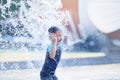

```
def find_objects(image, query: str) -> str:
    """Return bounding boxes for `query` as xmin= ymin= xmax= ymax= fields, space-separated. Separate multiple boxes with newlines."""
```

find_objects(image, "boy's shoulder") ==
xmin=47 ymin=42 xmax=64 ymax=53
xmin=47 ymin=43 xmax=52 ymax=53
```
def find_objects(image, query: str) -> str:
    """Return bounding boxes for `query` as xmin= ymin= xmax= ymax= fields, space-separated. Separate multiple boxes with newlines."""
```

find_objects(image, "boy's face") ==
xmin=56 ymin=30 xmax=62 ymax=43
xmin=49 ymin=30 xmax=62 ymax=44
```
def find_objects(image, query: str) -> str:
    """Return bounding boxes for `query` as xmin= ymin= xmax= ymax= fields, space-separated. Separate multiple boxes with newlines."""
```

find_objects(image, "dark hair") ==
xmin=48 ymin=26 xmax=59 ymax=33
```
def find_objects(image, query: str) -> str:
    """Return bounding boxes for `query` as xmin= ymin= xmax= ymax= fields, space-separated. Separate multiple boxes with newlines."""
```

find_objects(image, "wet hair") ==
xmin=48 ymin=26 xmax=59 ymax=33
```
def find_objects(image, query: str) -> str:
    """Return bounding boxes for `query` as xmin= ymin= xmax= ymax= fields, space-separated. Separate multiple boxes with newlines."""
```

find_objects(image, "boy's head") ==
xmin=48 ymin=26 xmax=59 ymax=33
xmin=48 ymin=26 xmax=62 ymax=44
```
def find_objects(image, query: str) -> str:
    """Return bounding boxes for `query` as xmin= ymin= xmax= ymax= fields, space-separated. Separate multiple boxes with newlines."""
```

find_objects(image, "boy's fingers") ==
xmin=51 ymin=34 xmax=57 ymax=40
xmin=51 ymin=33 xmax=55 ymax=38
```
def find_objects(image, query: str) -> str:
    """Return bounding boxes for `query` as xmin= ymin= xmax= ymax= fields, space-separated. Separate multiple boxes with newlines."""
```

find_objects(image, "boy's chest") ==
xmin=54 ymin=46 xmax=62 ymax=62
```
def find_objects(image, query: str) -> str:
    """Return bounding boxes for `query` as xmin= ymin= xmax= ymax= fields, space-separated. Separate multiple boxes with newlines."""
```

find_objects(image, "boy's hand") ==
xmin=63 ymin=35 xmax=72 ymax=45
xmin=51 ymin=33 xmax=57 ymax=45
xmin=63 ymin=35 xmax=68 ymax=44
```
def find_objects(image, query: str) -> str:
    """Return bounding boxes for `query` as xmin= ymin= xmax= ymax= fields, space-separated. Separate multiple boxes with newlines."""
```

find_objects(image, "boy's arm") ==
xmin=49 ymin=33 xmax=57 ymax=59
xmin=49 ymin=43 xmax=57 ymax=59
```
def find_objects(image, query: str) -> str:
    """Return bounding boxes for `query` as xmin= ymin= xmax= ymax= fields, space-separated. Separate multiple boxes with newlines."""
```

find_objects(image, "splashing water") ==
xmin=0 ymin=0 xmax=74 ymax=72
xmin=0 ymin=0 xmax=69 ymax=51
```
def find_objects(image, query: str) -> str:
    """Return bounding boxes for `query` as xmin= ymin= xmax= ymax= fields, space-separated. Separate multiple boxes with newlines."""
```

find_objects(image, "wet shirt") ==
xmin=40 ymin=42 xmax=64 ymax=77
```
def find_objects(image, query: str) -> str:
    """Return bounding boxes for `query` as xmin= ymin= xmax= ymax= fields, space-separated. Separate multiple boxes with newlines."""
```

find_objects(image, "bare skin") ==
xmin=49 ymin=30 xmax=66 ymax=59
xmin=49 ymin=33 xmax=57 ymax=59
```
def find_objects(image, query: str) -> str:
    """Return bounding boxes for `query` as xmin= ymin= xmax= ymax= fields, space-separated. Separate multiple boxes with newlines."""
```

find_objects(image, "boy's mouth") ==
xmin=57 ymin=39 xmax=62 ymax=42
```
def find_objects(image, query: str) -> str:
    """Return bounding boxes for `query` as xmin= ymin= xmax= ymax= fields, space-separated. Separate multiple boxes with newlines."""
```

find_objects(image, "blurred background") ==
xmin=0 ymin=0 xmax=120 ymax=80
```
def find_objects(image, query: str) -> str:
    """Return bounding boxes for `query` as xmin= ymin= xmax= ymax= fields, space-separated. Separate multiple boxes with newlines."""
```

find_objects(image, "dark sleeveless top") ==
xmin=40 ymin=45 xmax=62 ymax=77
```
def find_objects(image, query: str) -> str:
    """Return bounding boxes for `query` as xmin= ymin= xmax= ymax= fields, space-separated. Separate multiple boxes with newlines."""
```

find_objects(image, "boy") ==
xmin=40 ymin=26 xmax=68 ymax=80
